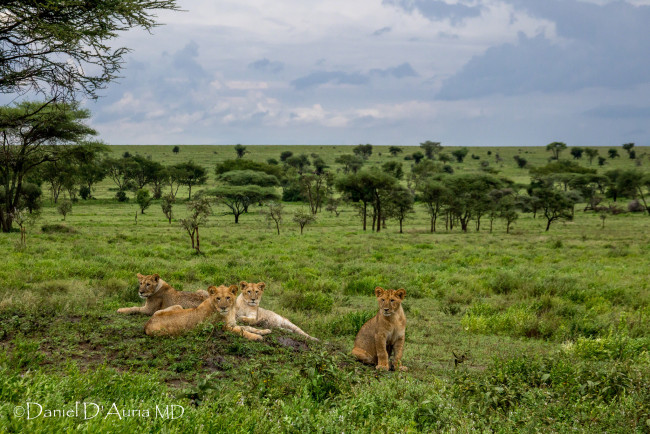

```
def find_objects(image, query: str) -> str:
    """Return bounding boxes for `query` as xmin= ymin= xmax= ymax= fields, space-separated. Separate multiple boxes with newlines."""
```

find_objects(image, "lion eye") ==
xmin=381 ymin=299 xmax=385 ymax=302
xmin=248 ymin=291 xmax=251 ymax=294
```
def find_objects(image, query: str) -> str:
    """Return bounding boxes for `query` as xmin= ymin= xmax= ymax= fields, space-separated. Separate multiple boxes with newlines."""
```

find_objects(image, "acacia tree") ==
xmin=389 ymin=146 xmax=403 ymax=157
xmin=175 ymin=161 xmax=207 ymax=199
xmin=546 ymin=142 xmax=567 ymax=160
xmin=584 ymin=148 xmax=599 ymax=165
xmin=212 ymin=185 xmax=279 ymax=223
xmin=417 ymin=180 xmax=448 ymax=232
xmin=335 ymin=154 xmax=364 ymax=174
xmin=234 ymin=144 xmax=248 ymax=159
xmin=420 ymin=141 xmax=441 ymax=160
xmin=533 ymin=187 xmax=575 ymax=231
xmin=384 ymin=186 xmax=414 ymax=234
xmin=1 ymin=1 xmax=179 ymax=102
xmin=0 ymin=102 xmax=95 ymax=232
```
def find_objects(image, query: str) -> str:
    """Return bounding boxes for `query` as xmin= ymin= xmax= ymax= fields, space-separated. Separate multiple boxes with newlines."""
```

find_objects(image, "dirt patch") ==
xmin=276 ymin=336 xmax=309 ymax=351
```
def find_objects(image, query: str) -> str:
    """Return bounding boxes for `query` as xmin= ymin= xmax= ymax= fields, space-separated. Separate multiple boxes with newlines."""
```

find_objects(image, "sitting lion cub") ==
xmin=351 ymin=287 xmax=407 ymax=371
xmin=117 ymin=273 xmax=208 ymax=315
xmin=236 ymin=281 xmax=318 ymax=341
xmin=144 ymin=284 xmax=272 ymax=341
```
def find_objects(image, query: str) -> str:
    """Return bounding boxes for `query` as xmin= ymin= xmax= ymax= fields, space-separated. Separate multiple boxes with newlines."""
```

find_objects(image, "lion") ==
xmin=117 ymin=273 xmax=209 ymax=315
xmin=236 ymin=281 xmax=318 ymax=341
xmin=351 ymin=286 xmax=407 ymax=371
xmin=144 ymin=284 xmax=272 ymax=341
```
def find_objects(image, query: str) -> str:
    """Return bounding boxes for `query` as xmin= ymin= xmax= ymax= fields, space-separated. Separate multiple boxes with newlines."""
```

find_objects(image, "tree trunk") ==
xmin=234 ymin=213 xmax=239 ymax=223
xmin=195 ymin=227 xmax=200 ymax=253
xmin=399 ymin=219 xmax=403 ymax=234
xmin=546 ymin=219 xmax=552 ymax=231
xmin=188 ymin=184 xmax=192 ymax=200
xmin=275 ymin=221 xmax=280 ymax=235
xmin=430 ymin=215 xmax=434 ymax=233
xmin=362 ymin=202 xmax=367 ymax=231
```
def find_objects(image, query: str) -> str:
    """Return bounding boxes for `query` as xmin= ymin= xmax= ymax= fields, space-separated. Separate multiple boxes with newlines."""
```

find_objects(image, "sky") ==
xmin=86 ymin=0 xmax=650 ymax=147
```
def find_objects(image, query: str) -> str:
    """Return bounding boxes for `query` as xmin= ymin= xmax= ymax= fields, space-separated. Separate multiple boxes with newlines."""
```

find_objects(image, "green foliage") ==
xmin=218 ymin=170 xmax=280 ymax=187
xmin=135 ymin=189 xmax=151 ymax=214
xmin=57 ymin=199 xmax=72 ymax=220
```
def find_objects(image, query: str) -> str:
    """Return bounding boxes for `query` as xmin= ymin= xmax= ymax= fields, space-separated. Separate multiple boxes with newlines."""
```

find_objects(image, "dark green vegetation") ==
xmin=1 ymin=144 xmax=650 ymax=432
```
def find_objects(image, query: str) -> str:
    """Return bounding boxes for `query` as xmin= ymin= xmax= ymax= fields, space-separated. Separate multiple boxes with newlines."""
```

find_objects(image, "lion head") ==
xmin=208 ymin=285 xmax=238 ymax=314
xmin=137 ymin=273 xmax=162 ymax=299
xmin=239 ymin=281 xmax=266 ymax=307
xmin=374 ymin=287 xmax=406 ymax=317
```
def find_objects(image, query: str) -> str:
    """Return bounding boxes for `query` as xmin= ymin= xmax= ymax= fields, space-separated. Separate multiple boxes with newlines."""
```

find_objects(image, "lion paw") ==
xmin=398 ymin=365 xmax=408 ymax=372
xmin=376 ymin=364 xmax=389 ymax=371
xmin=259 ymin=329 xmax=272 ymax=335
xmin=117 ymin=308 xmax=128 ymax=313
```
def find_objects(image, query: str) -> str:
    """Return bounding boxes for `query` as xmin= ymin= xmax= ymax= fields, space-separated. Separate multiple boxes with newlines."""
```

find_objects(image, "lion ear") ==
xmin=207 ymin=286 xmax=218 ymax=295
xmin=239 ymin=281 xmax=248 ymax=290
xmin=257 ymin=282 xmax=266 ymax=291
xmin=137 ymin=273 xmax=144 ymax=281
xmin=229 ymin=285 xmax=239 ymax=296
xmin=374 ymin=287 xmax=384 ymax=298
xmin=152 ymin=274 xmax=160 ymax=282
xmin=395 ymin=288 xmax=406 ymax=300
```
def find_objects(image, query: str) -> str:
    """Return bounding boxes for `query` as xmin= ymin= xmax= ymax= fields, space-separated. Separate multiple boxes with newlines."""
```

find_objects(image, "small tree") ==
xmin=179 ymin=195 xmax=212 ymax=254
xmin=420 ymin=141 xmax=441 ymax=159
xmin=335 ymin=154 xmax=364 ymax=174
xmin=585 ymin=148 xmax=599 ymax=165
xmin=452 ymin=148 xmax=469 ymax=163
xmin=384 ymin=186 xmax=414 ymax=233
xmin=353 ymin=144 xmax=373 ymax=160
xmin=234 ymin=144 xmax=248 ymax=159
xmin=608 ymin=148 xmax=620 ymax=159
xmin=546 ymin=142 xmax=567 ymax=160
xmin=411 ymin=151 xmax=424 ymax=164
xmin=293 ymin=209 xmax=316 ymax=234
xmin=388 ymin=146 xmax=403 ymax=157
xmin=598 ymin=156 xmax=607 ymax=166
xmin=57 ymin=199 xmax=72 ymax=221
xmin=161 ymin=194 xmax=175 ymax=224
xmin=622 ymin=142 xmax=635 ymax=157
xmin=280 ymin=151 xmax=293 ymax=162
xmin=11 ymin=207 xmax=39 ymax=247
xmin=513 ymin=155 xmax=528 ymax=168
xmin=136 ymin=189 xmax=152 ymax=214
xmin=173 ymin=145 xmax=180 ymax=154
xmin=265 ymin=202 xmax=283 ymax=235
xmin=325 ymin=197 xmax=341 ymax=217
xmin=570 ymin=147 xmax=584 ymax=160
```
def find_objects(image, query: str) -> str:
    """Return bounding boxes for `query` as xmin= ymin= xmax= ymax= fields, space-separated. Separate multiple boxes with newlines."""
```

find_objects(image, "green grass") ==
xmin=1 ymin=145 xmax=650 ymax=432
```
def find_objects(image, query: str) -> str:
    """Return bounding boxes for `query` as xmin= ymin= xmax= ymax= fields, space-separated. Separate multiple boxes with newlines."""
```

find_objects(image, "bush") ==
xmin=41 ymin=224 xmax=75 ymax=233
xmin=486 ymin=271 xmax=524 ymax=295
xmin=628 ymin=199 xmax=645 ymax=213
xmin=79 ymin=186 xmax=91 ymax=200
xmin=115 ymin=190 xmax=128 ymax=202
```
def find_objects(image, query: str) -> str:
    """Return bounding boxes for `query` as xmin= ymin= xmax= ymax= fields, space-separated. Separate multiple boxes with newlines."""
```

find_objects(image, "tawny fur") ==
xmin=144 ymin=285 xmax=272 ymax=340
xmin=351 ymin=287 xmax=407 ymax=371
xmin=236 ymin=281 xmax=318 ymax=341
xmin=117 ymin=273 xmax=209 ymax=315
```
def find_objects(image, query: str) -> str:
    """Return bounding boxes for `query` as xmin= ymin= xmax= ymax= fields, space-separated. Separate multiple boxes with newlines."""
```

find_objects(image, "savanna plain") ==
xmin=1 ymin=144 xmax=650 ymax=433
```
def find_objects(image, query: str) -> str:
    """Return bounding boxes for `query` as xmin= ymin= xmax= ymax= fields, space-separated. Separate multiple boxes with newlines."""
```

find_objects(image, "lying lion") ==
xmin=117 ymin=273 xmax=208 ymax=315
xmin=351 ymin=287 xmax=407 ymax=371
xmin=236 ymin=281 xmax=318 ymax=341
xmin=144 ymin=284 xmax=272 ymax=341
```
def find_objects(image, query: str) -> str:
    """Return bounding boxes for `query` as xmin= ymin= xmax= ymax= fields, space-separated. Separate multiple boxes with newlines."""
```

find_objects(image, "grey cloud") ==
xmin=292 ymin=63 xmax=418 ymax=90
xmin=372 ymin=26 xmax=392 ymax=36
xmin=383 ymin=0 xmax=483 ymax=24
xmin=584 ymin=105 xmax=650 ymax=119
xmin=438 ymin=1 xmax=650 ymax=100
xmin=248 ymin=58 xmax=284 ymax=73
xmin=291 ymin=71 xmax=370 ymax=90
xmin=370 ymin=62 xmax=418 ymax=78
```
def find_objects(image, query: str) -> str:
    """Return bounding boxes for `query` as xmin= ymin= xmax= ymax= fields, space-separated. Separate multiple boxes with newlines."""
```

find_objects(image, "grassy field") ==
xmin=1 ymin=145 xmax=650 ymax=432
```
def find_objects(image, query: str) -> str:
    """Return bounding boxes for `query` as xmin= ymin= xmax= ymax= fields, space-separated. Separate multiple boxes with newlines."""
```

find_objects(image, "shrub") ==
xmin=41 ymin=224 xmax=75 ymax=233
xmin=344 ymin=276 xmax=380 ymax=295
xmin=486 ymin=271 xmax=524 ymax=295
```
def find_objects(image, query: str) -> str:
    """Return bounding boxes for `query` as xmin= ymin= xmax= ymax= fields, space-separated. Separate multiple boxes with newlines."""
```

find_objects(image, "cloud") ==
xmin=372 ymin=26 xmax=392 ymax=36
xmin=438 ymin=1 xmax=650 ymax=99
xmin=291 ymin=71 xmax=370 ymax=90
xmin=248 ymin=58 xmax=284 ymax=73
xmin=383 ymin=0 xmax=484 ymax=24
xmin=584 ymin=105 xmax=650 ymax=119
xmin=370 ymin=62 xmax=418 ymax=78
